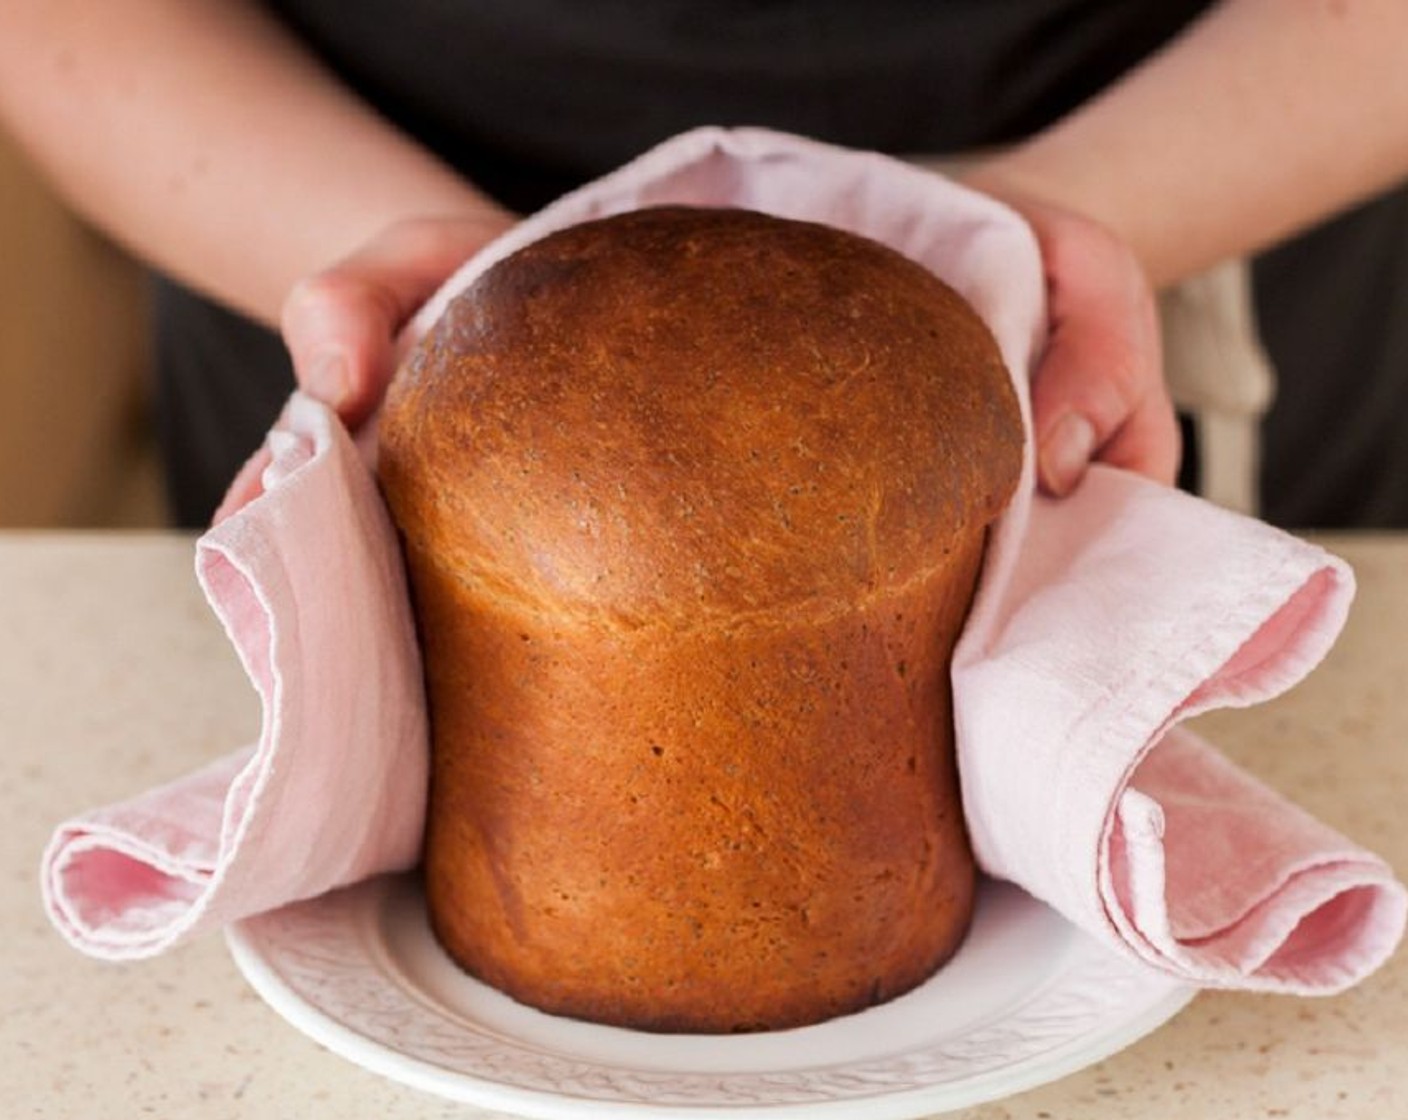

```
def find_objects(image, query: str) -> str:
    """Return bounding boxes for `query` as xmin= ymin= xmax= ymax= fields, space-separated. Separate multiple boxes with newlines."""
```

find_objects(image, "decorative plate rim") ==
xmin=227 ymin=873 xmax=1194 ymax=1119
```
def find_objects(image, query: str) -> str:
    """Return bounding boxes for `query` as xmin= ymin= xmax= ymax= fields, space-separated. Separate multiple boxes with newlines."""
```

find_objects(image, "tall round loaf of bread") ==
xmin=378 ymin=206 xmax=1023 ymax=1033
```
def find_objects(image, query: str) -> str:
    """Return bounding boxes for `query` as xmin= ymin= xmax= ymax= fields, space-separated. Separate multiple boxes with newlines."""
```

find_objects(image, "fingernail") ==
xmin=305 ymin=351 xmax=351 ymax=409
xmin=1039 ymin=413 xmax=1098 ymax=496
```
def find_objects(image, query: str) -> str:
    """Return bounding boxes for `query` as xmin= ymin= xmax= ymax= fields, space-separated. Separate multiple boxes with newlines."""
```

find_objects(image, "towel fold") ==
xmin=956 ymin=465 xmax=1403 ymax=992
xmin=43 ymin=399 xmax=428 ymax=958
xmin=42 ymin=126 xmax=1405 ymax=994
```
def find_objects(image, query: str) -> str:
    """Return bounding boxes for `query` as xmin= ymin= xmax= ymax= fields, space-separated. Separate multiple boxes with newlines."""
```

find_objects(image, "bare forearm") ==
xmin=964 ymin=0 xmax=1408 ymax=286
xmin=0 ymin=0 xmax=506 ymax=325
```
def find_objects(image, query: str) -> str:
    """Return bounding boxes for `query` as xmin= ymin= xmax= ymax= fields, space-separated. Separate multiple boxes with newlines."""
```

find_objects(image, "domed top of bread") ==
xmin=378 ymin=206 xmax=1022 ymax=627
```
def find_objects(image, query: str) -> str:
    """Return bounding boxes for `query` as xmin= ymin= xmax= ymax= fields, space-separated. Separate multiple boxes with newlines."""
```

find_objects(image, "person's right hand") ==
xmin=213 ymin=210 xmax=513 ymax=524
xmin=281 ymin=209 xmax=517 ymax=430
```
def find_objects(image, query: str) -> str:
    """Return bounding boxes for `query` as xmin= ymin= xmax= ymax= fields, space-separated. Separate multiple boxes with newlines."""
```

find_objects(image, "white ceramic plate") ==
xmin=227 ymin=874 xmax=1193 ymax=1118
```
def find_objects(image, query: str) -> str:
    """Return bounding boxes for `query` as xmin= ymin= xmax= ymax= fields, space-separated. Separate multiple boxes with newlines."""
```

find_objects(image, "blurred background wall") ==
xmin=0 ymin=132 xmax=164 ymax=528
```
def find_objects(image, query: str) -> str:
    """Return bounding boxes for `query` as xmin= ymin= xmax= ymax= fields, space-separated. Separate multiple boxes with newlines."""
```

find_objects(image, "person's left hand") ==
xmin=977 ymin=190 xmax=1181 ymax=497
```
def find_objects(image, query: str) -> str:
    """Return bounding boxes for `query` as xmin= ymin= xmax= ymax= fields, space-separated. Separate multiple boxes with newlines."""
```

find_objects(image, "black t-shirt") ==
xmin=154 ymin=1 xmax=1408 ymax=528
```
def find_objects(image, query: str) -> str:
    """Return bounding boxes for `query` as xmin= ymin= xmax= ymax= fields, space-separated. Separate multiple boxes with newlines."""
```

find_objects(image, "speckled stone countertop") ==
xmin=5 ymin=531 xmax=1405 ymax=1119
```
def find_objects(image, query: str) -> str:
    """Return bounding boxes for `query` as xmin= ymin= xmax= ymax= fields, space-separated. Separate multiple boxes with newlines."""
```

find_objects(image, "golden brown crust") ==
xmin=379 ymin=206 xmax=1022 ymax=1032
xmin=380 ymin=206 xmax=1020 ymax=624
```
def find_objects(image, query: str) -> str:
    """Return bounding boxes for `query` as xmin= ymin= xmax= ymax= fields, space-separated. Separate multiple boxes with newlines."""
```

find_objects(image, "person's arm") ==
xmin=959 ymin=0 xmax=1408 ymax=495
xmin=0 ymin=0 xmax=511 ymax=336
xmin=963 ymin=0 xmax=1408 ymax=288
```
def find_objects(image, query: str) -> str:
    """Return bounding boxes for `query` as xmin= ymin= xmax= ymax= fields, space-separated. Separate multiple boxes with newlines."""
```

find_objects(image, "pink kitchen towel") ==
xmin=42 ymin=126 xmax=1406 ymax=992
xmin=42 ymin=396 xmax=428 ymax=958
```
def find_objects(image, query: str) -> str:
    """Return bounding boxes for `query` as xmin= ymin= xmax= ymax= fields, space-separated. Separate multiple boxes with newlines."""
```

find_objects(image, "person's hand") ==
xmin=281 ymin=210 xmax=517 ymax=429
xmin=980 ymin=191 xmax=1181 ymax=497
xmin=212 ymin=211 xmax=513 ymax=525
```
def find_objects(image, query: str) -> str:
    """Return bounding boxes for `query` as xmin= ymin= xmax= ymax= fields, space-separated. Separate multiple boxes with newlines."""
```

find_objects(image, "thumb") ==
xmin=1031 ymin=290 xmax=1180 ymax=495
xmin=1025 ymin=208 xmax=1179 ymax=495
xmin=281 ymin=213 xmax=513 ymax=429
